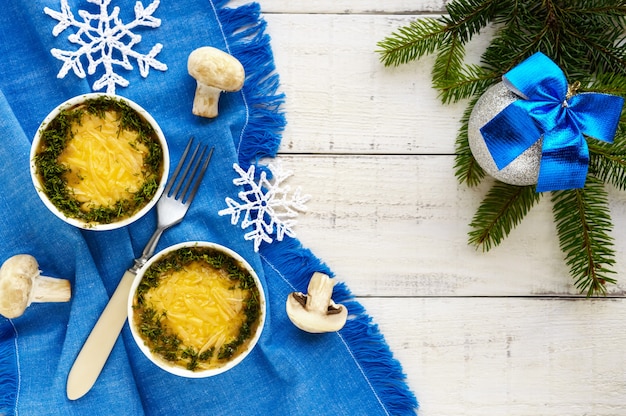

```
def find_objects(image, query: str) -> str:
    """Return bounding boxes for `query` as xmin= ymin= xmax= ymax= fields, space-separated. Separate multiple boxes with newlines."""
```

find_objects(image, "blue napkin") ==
xmin=0 ymin=1 xmax=418 ymax=414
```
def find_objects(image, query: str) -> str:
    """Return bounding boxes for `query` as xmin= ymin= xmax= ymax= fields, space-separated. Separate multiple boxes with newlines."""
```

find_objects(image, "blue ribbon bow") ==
xmin=480 ymin=52 xmax=624 ymax=192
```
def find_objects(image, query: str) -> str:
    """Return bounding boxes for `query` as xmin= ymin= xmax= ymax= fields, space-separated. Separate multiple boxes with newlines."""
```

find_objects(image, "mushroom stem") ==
xmin=192 ymin=82 xmax=222 ymax=118
xmin=0 ymin=254 xmax=71 ymax=319
xmin=31 ymin=275 xmax=72 ymax=303
xmin=285 ymin=272 xmax=348 ymax=333
xmin=187 ymin=46 xmax=245 ymax=119
xmin=305 ymin=272 xmax=336 ymax=312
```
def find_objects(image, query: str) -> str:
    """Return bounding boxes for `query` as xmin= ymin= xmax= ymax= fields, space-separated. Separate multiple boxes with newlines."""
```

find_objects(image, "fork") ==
xmin=66 ymin=137 xmax=214 ymax=400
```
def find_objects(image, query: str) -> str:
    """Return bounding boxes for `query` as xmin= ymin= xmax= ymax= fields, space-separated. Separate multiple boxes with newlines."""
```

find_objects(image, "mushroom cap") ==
xmin=187 ymin=46 xmax=245 ymax=92
xmin=285 ymin=273 xmax=348 ymax=333
xmin=0 ymin=254 xmax=39 ymax=318
xmin=286 ymin=293 xmax=348 ymax=333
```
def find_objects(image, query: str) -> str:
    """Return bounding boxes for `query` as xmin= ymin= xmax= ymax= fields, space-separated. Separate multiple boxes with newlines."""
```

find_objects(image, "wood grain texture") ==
xmin=229 ymin=1 xmax=449 ymax=14
xmin=361 ymin=297 xmax=626 ymax=416
xmin=264 ymin=14 xmax=475 ymax=155
xmin=245 ymin=1 xmax=626 ymax=414
xmin=278 ymin=155 xmax=626 ymax=297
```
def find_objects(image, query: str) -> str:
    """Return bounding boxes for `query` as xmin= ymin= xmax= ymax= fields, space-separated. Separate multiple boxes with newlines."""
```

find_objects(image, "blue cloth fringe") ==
xmin=221 ymin=3 xmax=419 ymax=410
xmin=260 ymin=237 xmax=419 ymax=415
xmin=0 ymin=1 xmax=418 ymax=414
xmin=0 ymin=319 xmax=17 ymax=415
xmin=214 ymin=1 xmax=286 ymax=170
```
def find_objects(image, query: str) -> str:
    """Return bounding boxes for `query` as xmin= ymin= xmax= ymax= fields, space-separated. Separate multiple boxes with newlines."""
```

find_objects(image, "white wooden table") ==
xmin=231 ymin=1 xmax=626 ymax=414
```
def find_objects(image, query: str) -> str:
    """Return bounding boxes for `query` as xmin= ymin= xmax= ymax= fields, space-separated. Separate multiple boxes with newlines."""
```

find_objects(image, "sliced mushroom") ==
xmin=187 ymin=46 xmax=245 ymax=118
xmin=0 ymin=254 xmax=71 ymax=319
xmin=286 ymin=272 xmax=348 ymax=333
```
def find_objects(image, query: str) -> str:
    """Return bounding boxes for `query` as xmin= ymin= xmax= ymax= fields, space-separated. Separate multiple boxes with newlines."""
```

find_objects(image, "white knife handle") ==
xmin=66 ymin=269 xmax=136 ymax=400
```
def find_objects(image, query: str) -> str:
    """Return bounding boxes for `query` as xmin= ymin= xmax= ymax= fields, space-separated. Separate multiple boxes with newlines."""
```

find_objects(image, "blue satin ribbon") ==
xmin=480 ymin=52 xmax=624 ymax=192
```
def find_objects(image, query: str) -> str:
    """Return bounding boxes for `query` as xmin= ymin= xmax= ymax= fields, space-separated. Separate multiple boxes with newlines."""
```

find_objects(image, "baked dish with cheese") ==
xmin=131 ymin=245 xmax=263 ymax=372
xmin=33 ymin=95 xmax=164 ymax=225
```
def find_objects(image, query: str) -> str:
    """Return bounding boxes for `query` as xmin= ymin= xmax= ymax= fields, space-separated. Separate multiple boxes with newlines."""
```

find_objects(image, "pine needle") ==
xmin=376 ymin=18 xmax=447 ymax=67
xmin=435 ymin=64 xmax=495 ymax=104
xmin=551 ymin=178 xmax=616 ymax=296
xmin=376 ymin=0 xmax=626 ymax=294
xmin=589 ymin=133 xmax=626 ymax=191
xmin=468 ymin=183 xmax=542 ymax=252
xmin=454 ymin=94 xmax=487 ymax=186
xmin=441 ymin=0 xmax=502 ymax=43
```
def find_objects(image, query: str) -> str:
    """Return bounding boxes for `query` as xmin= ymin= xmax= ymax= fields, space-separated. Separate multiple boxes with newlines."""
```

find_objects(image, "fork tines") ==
xmin=165 ymin=138 xmax=214 ymax=204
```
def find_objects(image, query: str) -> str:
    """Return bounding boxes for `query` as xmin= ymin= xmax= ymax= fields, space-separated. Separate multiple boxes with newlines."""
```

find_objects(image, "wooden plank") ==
xmin=359 ymin=296 xmax=626 ymax=416
xmin=277 ymin=154 xmax=626 ymax=297
xmin=261 ymin=14 xmax=494 ymax=155
xmin=237 ymin=4 xmax=626 ymax=416
xmin=228 ymin=4 xmax=626 ymax=416
xmin=230 ymin=0 xmax=449 ymax=14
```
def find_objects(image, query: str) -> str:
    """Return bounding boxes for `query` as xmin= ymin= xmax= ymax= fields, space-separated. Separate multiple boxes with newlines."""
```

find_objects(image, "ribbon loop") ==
xmin=479 ymin=52 xmax=624 ymax=192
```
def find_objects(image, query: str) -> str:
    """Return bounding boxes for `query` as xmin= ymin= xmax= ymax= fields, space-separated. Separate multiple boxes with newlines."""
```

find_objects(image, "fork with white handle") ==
xmin=67 ymin=137 xmax=214 ymax=400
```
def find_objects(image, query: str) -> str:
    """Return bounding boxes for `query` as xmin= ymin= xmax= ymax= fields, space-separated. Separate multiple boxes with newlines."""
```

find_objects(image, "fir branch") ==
xmin=454 ymin=94 xmax=486 ymax=186
xmin=441 ymin=0 xmax=502 ymax=43
xmin=435 ymin=63 xmax=496 ymax=104
xmin=480 ymin=1 xmax=626 ymax=78
xmin=557 ymin=3 xmax=626 ymax=75
xmin=589 ymin=126 xmax=626 ymax=191
xmin=589 ymin=72 xmax=626 ymax=96
xmin=588 ymin=73 xmax=626 ymax=189
xmin=570 ymin=0 xmax=626 ymax=14
xmin=376 ymin=0 xmax=500 ymax=69
xmin=376 ymin=18 xmax=447 ymax=67
xmin=432 ymin=31 xmax=465 ymax=85
xmin=551 ymin=178 xmax=616 ymax=296
xmin=468 ymin=182 xmax=542 ymax=251
xmin=480 ymin=22 xmax=550 ymax=75
xmin=377 ymin=0 xmax=626 ymax=294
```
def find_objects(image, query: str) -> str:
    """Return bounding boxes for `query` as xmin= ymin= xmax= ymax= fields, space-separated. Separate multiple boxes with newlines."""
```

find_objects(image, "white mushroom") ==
xmin=286 ymin=272 xmax=348 ymax=333
xmin=0 ymin=254 xmax=71 ymax=319
xmin=187 ymin=46 xmax=245 ymax=118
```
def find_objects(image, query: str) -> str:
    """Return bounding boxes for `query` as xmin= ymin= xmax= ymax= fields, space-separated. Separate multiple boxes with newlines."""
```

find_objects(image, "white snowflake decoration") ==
xmin=44 ymin=0 xmax=167 ymax=94
xmin=219 ymin=163 xmax=311 ymax=252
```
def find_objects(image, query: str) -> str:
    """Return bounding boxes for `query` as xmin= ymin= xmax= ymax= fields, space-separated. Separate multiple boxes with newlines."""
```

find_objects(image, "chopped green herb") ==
xmin=33 ymin=95 xmax=163 ymax=225
xmin=133 ymin=246 xmax=262 ymax=371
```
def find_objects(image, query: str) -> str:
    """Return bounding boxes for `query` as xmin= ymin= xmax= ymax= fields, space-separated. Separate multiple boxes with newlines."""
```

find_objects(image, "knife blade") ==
xmin=66 ymin=269 xmax=136 ymax=400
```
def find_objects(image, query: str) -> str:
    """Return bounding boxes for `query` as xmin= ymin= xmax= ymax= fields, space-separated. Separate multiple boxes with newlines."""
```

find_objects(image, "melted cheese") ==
xmin=59 ymin=111 xmax=148 ymax=210
xmin=143 ymin=261 xmax=247 ymax=363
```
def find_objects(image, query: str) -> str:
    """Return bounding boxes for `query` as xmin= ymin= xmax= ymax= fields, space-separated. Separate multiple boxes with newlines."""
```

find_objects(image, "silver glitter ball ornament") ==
xmin=468 ymin=82 xmax=542 ymax=186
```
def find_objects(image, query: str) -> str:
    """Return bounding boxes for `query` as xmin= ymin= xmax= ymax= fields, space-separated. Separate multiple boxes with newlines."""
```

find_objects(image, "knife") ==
xmin=66 ymin=269 xmax=137 ymax=400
